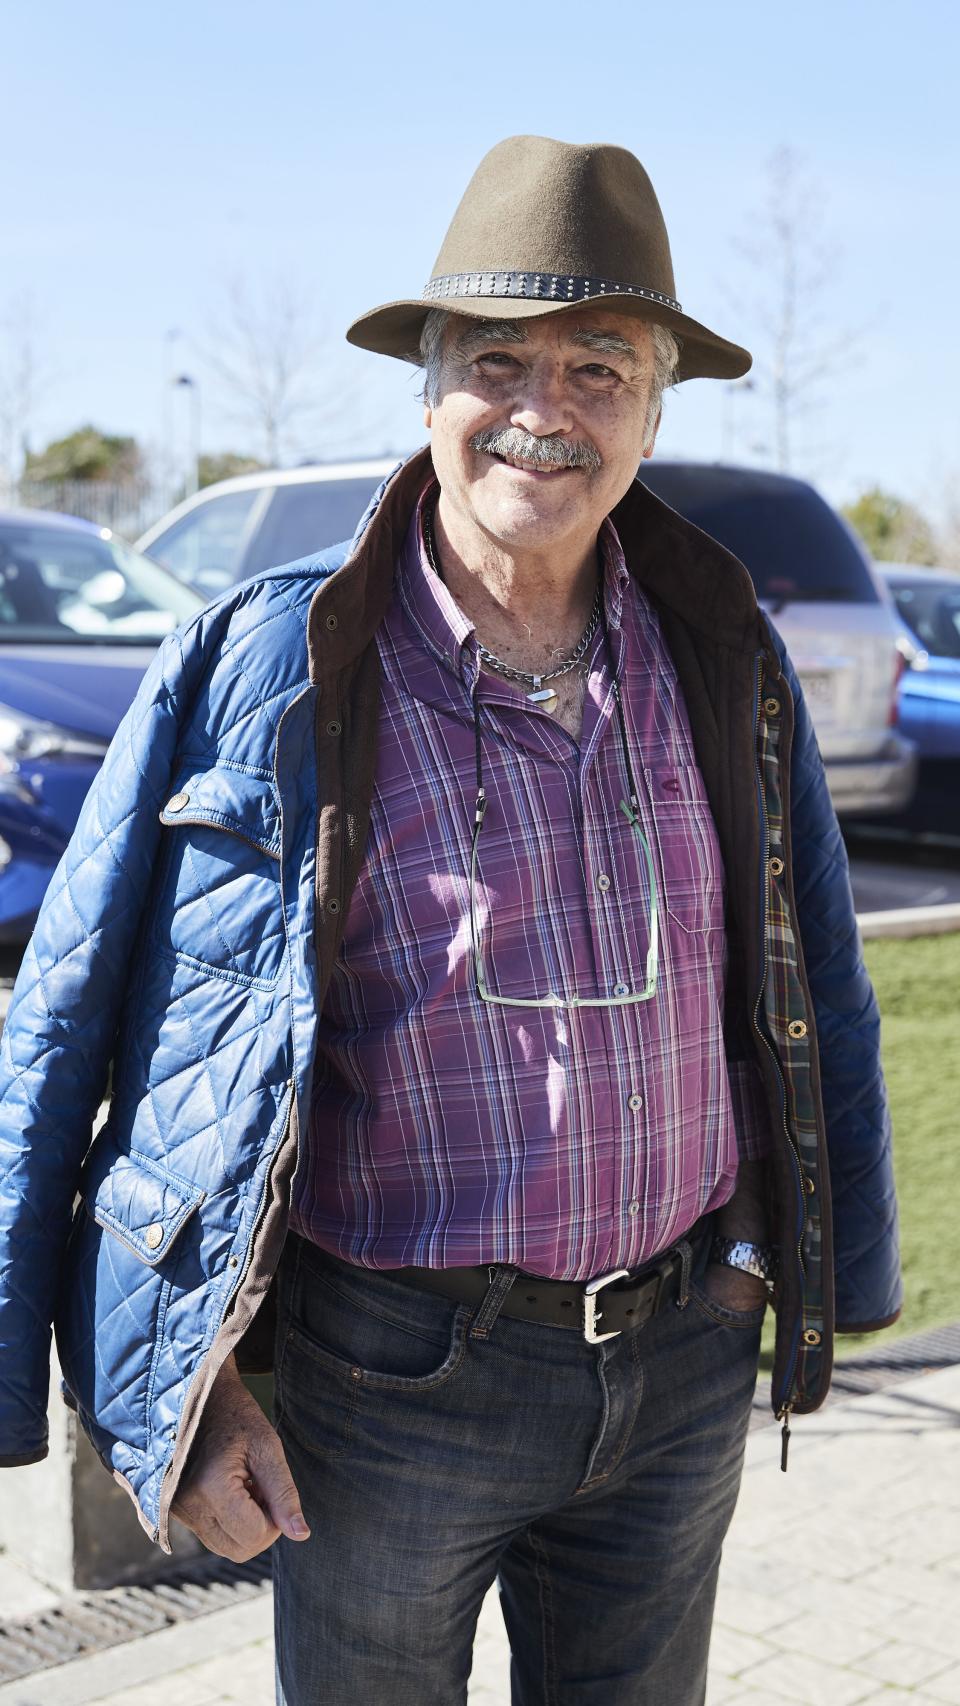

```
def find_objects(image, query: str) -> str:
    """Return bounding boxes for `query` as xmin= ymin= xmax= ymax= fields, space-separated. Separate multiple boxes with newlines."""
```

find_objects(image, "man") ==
xmin=0 ymin=137 xmax=900 ymax=1704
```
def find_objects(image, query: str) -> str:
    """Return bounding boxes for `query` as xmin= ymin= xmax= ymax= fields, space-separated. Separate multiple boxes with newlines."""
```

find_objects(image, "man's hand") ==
xmin=705 ymin=1158 xmax=770 ymax=1312
xmin=701 ymin=1262 xmax=768 ymax=1313
xmin=172 ymin=1353 xmax=310 ymax=1562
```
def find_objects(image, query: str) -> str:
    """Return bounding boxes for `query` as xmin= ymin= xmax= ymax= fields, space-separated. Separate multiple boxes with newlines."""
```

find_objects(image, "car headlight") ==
xmin=0 ymin=704 xmax=110 ymax=774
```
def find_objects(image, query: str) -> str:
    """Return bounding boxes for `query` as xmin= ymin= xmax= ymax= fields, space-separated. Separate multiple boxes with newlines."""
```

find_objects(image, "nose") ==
xmin=509 ymin=360 xmax=574 ymax=439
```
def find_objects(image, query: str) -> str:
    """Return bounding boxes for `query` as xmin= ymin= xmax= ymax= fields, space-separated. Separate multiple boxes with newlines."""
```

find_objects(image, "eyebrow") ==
xmin=451 ymin=320 xmax=527 ymax=360
xmin=451 ymin=320 xmax=640 ymax=368
xmin=570 ymin=328 xmax=640 ymax=364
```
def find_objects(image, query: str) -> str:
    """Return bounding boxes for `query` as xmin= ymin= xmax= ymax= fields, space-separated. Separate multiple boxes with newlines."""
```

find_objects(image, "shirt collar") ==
xmin=397 ymin=479 xmax=477 ymax=687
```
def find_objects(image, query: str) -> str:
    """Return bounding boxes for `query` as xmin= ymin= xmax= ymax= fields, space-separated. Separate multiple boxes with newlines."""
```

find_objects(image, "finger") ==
xmin=174 ymin=1477 xmax=282 ymax=1561
xmin=250 ymin=1434 xmax=311 ymax=1541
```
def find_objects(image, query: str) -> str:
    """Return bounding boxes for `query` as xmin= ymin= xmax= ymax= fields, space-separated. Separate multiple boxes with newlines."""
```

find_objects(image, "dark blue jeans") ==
xmin=273 ymin=1233 xmax=763 ymax=1706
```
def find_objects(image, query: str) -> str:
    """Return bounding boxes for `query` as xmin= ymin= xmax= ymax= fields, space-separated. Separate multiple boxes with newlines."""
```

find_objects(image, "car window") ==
xmin=638 ymin=467 xmax=879 ymax=606
xmin=888 ymin=581 xmax=960 ymax=660
xmin=0 ymin=524 xmax=200 ymax=643
xmin=145 ymin=489 xmax=260 ymax=595
xmin=247 ymin=478 xmax=384 ymax=574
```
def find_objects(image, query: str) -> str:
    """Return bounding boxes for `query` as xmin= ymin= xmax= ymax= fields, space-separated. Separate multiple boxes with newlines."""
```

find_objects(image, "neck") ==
xmin=430 ymin=494 xmax=601 ymax=671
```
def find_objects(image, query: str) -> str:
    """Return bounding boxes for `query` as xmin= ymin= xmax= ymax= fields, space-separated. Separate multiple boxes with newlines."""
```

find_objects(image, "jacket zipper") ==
xmin=750 ymin=652 xmax=807 ymax=1454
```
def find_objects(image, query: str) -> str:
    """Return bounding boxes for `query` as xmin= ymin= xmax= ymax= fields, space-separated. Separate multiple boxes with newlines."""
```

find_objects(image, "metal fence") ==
xmin=13 ymin=480 xmax=173 ymax=540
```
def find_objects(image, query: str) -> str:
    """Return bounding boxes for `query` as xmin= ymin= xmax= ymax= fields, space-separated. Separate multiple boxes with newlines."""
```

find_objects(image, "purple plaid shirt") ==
xmin=293 ymin=484 xmax=768 ymax=1280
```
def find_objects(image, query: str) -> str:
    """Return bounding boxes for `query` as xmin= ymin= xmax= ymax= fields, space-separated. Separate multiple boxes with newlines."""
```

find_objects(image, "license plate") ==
xmin=798 ymin=670 xmax=835 ymax=711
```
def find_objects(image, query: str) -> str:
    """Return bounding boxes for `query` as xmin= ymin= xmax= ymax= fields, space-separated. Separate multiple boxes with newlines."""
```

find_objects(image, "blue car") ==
xmin=0 ymin=510 xmax=201 ymax=942
xmin=878 ymin=563 xmax=960 ymax=836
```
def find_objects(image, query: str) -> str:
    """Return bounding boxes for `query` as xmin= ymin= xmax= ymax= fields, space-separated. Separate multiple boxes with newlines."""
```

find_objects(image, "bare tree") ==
xmin=200 ymin=277 xmax=342 ymax=466
xmin=938 ymin=479 xmax=960 ymax=573
xmin=0 ymin=293 xmax=45 ymax=498
xmin=728 ymin=147 xmax=859 ymax=473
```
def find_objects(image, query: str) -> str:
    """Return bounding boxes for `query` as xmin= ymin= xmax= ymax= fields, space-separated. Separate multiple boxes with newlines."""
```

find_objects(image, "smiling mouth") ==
xmin=492 ymin=453 xmax=576 ymax=476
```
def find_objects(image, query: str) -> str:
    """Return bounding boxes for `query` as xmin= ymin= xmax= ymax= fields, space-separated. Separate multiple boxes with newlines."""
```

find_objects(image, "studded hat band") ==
xmin=423 ymin=271 xmax=682 ymax=313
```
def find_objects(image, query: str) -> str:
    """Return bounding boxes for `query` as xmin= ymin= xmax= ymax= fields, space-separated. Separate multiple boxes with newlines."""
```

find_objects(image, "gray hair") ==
xmin=418 ymin=307 xmax=680 ymax=447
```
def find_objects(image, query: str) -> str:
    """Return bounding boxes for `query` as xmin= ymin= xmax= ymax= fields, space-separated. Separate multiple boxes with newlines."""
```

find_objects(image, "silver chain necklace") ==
xmin=423 ymin=503 xmax=602 ymax=713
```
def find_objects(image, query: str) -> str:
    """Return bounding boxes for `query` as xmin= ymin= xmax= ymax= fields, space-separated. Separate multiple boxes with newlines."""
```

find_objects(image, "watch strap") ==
xmin=709 ymin=1235 xmax=778 ymax=1286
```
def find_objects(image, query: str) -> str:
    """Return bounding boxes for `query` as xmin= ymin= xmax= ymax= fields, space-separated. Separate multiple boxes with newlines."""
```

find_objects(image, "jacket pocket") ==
xmin=58 ymin=1147 xmax=207 ymax=1443
xmin=153 ymin=766 xmax=285 ymax=987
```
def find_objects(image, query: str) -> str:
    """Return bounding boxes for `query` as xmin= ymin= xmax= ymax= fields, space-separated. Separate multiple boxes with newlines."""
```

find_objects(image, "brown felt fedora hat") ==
xmin=347 ymin=135 xmax=751 ymax=382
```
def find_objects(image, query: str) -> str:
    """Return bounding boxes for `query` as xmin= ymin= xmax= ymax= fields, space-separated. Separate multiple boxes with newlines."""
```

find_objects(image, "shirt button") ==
xmin=788 ymin=1019 xmax=808 ymax=1040
xmin=628 ymin=1093 xmax=643 ymax=1112
xmin=613 ymin=981 xmax=629 ymax=997
xmin=596 ymin=873 xmax=612 ymax=893
xmin=166 ymin=792 xmax=189 ymax=812
xmin=627 ymin=1199 xmax=640 ymax=1216
xmin=145 ymin=1224 xmax=164 ymax=1251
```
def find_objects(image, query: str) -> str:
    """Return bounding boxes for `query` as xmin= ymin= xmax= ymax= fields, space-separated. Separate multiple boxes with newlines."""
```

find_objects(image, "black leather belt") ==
xmin=382 ymin=1231 xmax=703 ymax=1343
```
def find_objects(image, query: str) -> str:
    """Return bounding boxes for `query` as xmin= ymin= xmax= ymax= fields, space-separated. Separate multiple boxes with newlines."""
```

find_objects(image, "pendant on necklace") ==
xmin=527 ymin=680 xmax=558 ymax=712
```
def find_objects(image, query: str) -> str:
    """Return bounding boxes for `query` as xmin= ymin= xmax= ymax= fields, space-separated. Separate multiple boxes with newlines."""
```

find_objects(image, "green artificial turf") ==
xmin=761 ymin=931 xmax=960 ymax=1370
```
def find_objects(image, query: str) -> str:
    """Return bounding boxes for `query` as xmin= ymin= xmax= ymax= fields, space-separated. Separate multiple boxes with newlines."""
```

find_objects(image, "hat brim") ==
xmin=346 ymin=293 xmax=751 ymax=383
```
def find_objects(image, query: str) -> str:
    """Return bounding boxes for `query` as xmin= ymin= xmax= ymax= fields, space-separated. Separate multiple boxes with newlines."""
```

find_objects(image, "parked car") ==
xmin=139 ymin=456 xmax=915 ymax=820
xmin=636 ymin=463 xmax=915 ymax=819
xmin=136 ymin=458 xmax=399 ymax=599
xmin=0 ymin=510 xmax=202 ymax=942
xmin=873 ymin=563 xmax=960 ymax=835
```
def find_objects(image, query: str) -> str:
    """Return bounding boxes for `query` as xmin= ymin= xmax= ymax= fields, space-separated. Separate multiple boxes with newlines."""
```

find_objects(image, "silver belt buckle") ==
xmin=582 ymin=1268 xmax=631 ymax=1343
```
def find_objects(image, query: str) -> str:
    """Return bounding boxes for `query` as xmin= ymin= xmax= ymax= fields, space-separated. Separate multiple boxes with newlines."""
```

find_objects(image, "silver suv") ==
xmin=637 ymin=463 xmax=915 ymax=818
xmin=138 ymin=458 xmax=915 ymax=818
xmin=137 ymin=460 xmax=398 ymax=600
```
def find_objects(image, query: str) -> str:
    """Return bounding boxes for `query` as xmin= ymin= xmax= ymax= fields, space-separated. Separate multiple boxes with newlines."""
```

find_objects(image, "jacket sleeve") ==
xmin=0 ymin=627 xmax=195 ymax=1463
xmin=773 ymin=632 xmax=902 ymax=1331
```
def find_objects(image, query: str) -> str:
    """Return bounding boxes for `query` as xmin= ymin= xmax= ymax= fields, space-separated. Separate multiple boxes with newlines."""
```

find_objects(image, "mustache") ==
xmin=469 ymin=426 xmax=602 ymax=473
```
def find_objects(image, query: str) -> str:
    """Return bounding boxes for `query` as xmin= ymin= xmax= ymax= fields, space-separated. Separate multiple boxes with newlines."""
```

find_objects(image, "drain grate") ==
xmin=751 ymin=1317 xmax=960 ymax=1428
xmin=0 ymin=1553 xmax=271 ymax=1686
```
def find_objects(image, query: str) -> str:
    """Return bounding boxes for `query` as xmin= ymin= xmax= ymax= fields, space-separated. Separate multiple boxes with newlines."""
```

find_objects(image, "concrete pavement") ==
xmin=1 ymin=1360 xmax=958 ymax=1705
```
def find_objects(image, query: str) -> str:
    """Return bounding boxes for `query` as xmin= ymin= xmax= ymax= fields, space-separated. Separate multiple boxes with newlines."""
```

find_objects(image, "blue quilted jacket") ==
xmin=0 ymin=450 xmax=900 ymax=1546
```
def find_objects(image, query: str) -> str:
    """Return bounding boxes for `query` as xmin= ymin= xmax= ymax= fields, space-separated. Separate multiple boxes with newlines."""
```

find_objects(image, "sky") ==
xmin=4 ymin=0 xmax=959 ymax=529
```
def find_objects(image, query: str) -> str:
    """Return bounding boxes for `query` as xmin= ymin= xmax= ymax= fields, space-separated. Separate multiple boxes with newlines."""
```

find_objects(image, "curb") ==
xmin=857 ymin=901 xmax=960 ymax=939
xmin=0 ymin=1596 xmax=273 ymax=1706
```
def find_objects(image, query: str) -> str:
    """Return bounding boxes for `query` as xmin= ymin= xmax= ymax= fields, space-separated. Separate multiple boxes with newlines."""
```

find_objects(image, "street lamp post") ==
xmin=174 ymin=374 xmax=201 ymax=497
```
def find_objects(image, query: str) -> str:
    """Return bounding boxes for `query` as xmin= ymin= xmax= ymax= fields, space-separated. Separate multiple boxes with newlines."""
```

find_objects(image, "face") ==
xmin=424 ymin=309 xmax=660 ymax=558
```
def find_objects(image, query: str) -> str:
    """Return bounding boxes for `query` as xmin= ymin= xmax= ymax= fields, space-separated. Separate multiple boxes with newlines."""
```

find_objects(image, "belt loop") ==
xmin=469 ymin=1266 xmax=518 ymax=1340
xmin=675 ymin=1238 xmax=693 ymax=1310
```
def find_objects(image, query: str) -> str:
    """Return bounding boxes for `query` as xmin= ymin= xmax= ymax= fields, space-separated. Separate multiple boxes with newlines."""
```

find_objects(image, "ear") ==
xmin=423 ymin=402 xmax=433 ymax=430
xmin=641 ymin=407 xmax=662 ymax=461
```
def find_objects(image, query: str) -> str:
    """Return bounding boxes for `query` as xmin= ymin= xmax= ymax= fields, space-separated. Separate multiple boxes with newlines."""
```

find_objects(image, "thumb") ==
xmin=252 ymin=1434 xmax=310 ymax=1541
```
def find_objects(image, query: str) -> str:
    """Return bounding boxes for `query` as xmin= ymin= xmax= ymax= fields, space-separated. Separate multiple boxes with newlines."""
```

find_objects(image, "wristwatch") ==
xmin=709 ymin=1236 xmax=779 ymax=1291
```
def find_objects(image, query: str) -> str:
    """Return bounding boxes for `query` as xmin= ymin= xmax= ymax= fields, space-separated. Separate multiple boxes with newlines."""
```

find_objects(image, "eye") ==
xmin=476 ymin=350 xmax=519 ymax=369
xmin=580 ymin=362 xmax=620 ymax=380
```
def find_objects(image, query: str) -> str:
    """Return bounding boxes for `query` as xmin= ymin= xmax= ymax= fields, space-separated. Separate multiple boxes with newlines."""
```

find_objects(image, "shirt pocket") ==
xmin=152 ymin=766 xmax=285 ymax=987
xmin=643 ymin=764 xmax=725 ymax=937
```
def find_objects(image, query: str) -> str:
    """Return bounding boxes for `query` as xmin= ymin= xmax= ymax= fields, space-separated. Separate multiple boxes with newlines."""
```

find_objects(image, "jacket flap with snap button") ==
xmin=83 ymin=1147 xmax=206 ymax=1267
xmin=158 ymin=767 xmax=281 ymax=859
